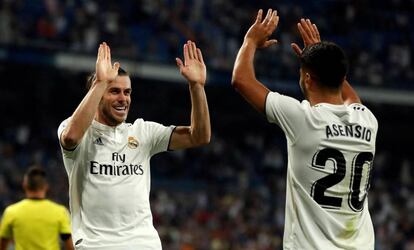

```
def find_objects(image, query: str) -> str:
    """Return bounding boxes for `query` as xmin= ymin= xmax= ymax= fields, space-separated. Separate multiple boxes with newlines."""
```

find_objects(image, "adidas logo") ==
xmin=93 ymin=137 xmax=104 ymax=145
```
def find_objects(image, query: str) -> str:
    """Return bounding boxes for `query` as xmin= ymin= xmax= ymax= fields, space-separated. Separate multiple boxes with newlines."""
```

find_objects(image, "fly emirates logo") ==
xmin=90 ymin=153 xmax=144 ymax=176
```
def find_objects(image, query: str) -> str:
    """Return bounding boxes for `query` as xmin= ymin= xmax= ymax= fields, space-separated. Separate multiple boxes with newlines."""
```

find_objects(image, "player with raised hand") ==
xmin=291 ymin=18 xmax=362 ymax=105
xmin=232 ymin=9 xmax=377 ymax=250
xmin=58 ymin=40 xmax=210 ymax=250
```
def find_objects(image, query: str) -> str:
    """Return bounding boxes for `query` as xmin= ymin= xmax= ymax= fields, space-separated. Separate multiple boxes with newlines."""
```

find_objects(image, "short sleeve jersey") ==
xmin=266 ymin=92 xmax=378 ymax=250
xmin=58 ymin=119 xmax=174 ymax=250
xmin=0 ymin=199 xmax=71 ymax=250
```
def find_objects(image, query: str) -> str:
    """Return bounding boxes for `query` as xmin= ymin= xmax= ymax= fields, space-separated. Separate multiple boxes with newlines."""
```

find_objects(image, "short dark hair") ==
xmin=86 ymin=67 xmax=129 ymax=90
xmin=300 ymin=41 xmax=348 ymax=89
xmin=25 ymin=166 xmax=47 ymax=191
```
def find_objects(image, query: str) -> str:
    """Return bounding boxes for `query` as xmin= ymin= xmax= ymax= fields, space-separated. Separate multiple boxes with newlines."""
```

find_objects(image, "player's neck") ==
xmin=95 ymin=112 xmax=121 ymax=127
xmin=309 ymin=92 xmax=344 ymax=106
xmin=25 ymin=191 xmax=46 ymax=199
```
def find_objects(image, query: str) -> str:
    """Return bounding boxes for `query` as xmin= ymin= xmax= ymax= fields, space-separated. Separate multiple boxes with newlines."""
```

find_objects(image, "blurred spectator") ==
xmin=0 ymin=0 xmax=413 ymax=87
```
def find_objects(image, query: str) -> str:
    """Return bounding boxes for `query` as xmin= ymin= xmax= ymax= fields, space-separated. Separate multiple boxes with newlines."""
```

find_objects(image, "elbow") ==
xmin=60 ymin=130 xmax=80 ymax=149
xmin=231 ymin=74 xmax=243 ymax=90
xmin=193 ymin=133 xmax=211 ymax=147
xmin=200 ymin=134 xmax=211 ymax=146
xmin=231 ymin=71 xmax=252 ymax=92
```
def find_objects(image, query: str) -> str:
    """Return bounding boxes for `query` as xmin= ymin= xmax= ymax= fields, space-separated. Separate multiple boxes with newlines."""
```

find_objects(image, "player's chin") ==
xmin=111 ymin=111 xmax=128 ymax=123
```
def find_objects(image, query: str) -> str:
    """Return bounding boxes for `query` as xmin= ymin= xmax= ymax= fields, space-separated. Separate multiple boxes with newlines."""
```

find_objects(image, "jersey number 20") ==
xmin=310 ymin=148 xmax=374 ymax=211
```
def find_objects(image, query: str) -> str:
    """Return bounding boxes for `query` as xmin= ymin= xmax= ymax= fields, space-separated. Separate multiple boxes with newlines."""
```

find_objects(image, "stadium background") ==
xmin=0 ymin=0 xmax=413 ymax=249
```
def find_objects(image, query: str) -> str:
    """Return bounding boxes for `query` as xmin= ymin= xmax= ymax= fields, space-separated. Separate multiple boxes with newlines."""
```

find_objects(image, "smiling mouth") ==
xmin=113 ymin=106 xmax=127 ymax=114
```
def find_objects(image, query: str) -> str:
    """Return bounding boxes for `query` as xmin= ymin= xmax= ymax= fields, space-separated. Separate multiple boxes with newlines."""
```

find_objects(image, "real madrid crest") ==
xmin=128 ymin=136 xmax=139 ymax=149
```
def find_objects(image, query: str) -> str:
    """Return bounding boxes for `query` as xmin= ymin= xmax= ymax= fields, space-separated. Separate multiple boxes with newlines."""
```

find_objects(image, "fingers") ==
xmin=113 ymin=62 xmax=120 ymax=72
xmin=298 ymin=19 xmax=320 ymax=44
xmin=187 ymin=40 xmax=195 ymax=60
xmin=183 ymin=40 xmax=203 ymax=63
xmin=249 ymin=8 xmax=279 ymax=49
xmin=260 ymin=9 xmax=278 ymax=33
xmin=291 ymin=43 xmax=302 ymax=56
xmin=97 ymin=42 xmax=112 ymax=63
xmin=103 ymin=42 xmax=108 ymax=60
xmin=262 ymin=8 xmax=273 ymax=24
xmin=97 ymin=44 xmax=103 ymax=62
xmin=312 ymin=23 xmax=321 ymax=41
xmin=264 ymin=39 xmax=278 ymax=48
xmin=273 ymin=11 xmax=280 ymax=27
xmin=191 ymin=41 xmax=198 ymax=61
xmin=107 ymin=43 xmax=111 ymax=63
xmin=183 ymin=43 xmax=190 ymax=65
xmin=302 ymin=19 xmax=313 ymax=35
xmin=255 ymin=9 xmax=263 ymax=24
xmin=175 ymin=57 xmax=184 ymax=70
xmin=297 ymin=23 xmax=308 ymax=42
xmin=269 ymin=10 xmax=279 ymax=32
xmin=305 ymin=19 xmax=319 ymax=41
xmin=295 ymin=18 xmax=320 ymax=53
xmin=196 ymin=48 xmax=204 ymax=64
xmin=298 ymin=19 xmax=312 ymax=42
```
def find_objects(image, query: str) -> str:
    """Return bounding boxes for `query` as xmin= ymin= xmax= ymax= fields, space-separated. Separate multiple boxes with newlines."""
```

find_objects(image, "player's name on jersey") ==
xmin=325 ymin=124 xmax=372 ymax=142
xmin=90 ymin=160 xmax=144 ymax=176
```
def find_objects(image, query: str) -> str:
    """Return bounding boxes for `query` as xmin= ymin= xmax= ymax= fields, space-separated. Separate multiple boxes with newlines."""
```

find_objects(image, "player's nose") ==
xmin=117 ymin=92 xmax=128 ymax=102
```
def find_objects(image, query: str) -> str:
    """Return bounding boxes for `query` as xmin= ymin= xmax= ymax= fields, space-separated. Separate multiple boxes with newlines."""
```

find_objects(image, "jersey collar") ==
xmin=92 ymin=119 xmax=127 ymax=131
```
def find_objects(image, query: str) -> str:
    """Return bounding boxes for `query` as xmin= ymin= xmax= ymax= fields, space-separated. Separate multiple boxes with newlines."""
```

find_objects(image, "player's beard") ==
xmin=99 ymin=102 xmax=128 ymax=126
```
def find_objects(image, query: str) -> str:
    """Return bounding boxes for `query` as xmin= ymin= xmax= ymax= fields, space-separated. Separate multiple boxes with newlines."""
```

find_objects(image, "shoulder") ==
xmin=348 ymin=103 xmax=378 ymax=125
xmin=267 ymin=91 xmax=298 ymax=103
xmin=131 ymin=118 xmax=167 ymax=130
xmin=348 ymin=103 xmax=374 ymax=115
xmin=267 ymin=92 xmax=309 ymax=108
xmin=58 ymin=117 xmax=72 ymax=130
xmin=57 ymin=117 xmax=71 ymax=135
xmin=266 ymin=91 xmax=304 ymax=108
xmin=2 ymin=205 xmax=14 ymax=216
xmin=132 ymin=118 xmax=145 ymax=127
xmin=44 ymin=200 xmax=69 ymax=213
xmin=2 ymin=201 xmax=24 ymax=217
xmin=132 ymin=118 xmax=162 ymax=125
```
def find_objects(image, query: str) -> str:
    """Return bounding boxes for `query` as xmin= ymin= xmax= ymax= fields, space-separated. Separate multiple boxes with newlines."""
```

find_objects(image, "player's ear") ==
xmin=44 ymin=183 xmax=49 ymax=193
xmin=22 ymin=176 xmax=28 ymax=191
xmin=304 ymin=72 xmax=313 ymax=91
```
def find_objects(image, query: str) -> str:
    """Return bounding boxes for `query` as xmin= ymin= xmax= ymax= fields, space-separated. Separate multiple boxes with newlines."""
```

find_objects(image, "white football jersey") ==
xmin=58 ymin=119 xmax=174 ymax=250
xmin=266 ymin=92 xmax=378 ymax=250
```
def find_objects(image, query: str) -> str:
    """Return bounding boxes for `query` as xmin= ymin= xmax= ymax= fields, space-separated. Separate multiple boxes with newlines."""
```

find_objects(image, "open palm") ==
xmin=176 ymin=41 xmax=206 ymax=86
xmin=244 ymin=9 xmax=279 ymax=49
xmin=291 ymin=19 xmax=321 ymax=56
xmin=96 ymin=42 xmax=120 ymax=83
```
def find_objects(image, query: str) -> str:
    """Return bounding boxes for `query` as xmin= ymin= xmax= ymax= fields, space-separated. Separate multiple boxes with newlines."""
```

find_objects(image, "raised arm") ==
xmin=60 ymin=42 xmax=120 ymax=150
xmin=231 ymin=9 xmax=279 ymax=114
xmin=342 ymin=80 xmax=361 ymax=104
xmin=168 ymin=41 xmax=211 ymax=150
xmin=291 ymin=19 xmax=361 ymax=104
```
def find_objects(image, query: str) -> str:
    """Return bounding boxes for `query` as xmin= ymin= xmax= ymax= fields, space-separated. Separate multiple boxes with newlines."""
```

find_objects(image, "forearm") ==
xmin=342 ymin=80 xmax=361 ymax=104
xmin=61 ymin=81 xmax=107 ymax=148
xmin=231 ymin=41 xmax=270 ymax=114
xmin=188 ymin=84 xmax=210 ymax=145
xmin=232 ymin=41 xmax=258 ymax=86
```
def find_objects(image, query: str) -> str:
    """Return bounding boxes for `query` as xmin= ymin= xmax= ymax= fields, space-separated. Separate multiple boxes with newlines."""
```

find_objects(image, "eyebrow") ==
xmin=108 ymin=87 xmax=132 ymax=91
